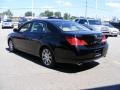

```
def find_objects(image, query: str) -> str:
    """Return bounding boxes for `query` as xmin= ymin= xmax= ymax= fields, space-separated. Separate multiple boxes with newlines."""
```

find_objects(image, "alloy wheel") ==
xmin=41 ymin=48 xmax=54 ymax=67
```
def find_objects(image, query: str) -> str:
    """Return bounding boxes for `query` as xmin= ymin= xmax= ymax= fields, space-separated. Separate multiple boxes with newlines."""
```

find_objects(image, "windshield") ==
xmin=103 ymin=22 xmax=113 ymax=28
xmin=4 ymin=19 xmax=12 ymax=22
xmin=88 ymin=20 xmax=102 ymax=25
xmin=51 ymin=21 xmax=90 ymax=32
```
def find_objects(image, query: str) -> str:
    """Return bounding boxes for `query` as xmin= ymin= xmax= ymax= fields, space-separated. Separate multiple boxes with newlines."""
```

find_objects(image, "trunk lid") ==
xmin=63 ymin=30 xmax=103 ymax=46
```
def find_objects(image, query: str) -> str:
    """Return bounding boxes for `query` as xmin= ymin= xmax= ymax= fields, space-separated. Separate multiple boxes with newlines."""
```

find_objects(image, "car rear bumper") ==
xmin=102 ymin=32 xmax=110 ymax=35
xmin=109 ymin=32 xmax=119 ymax=36
xmin=55 ymin=43 xmax=108 ymax=64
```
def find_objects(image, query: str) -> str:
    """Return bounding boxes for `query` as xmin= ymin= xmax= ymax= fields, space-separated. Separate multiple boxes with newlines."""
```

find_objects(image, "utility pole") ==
xmin=32 ymin=0 xmax=34 ymax=19
xmin=85 ymin=0 xmax=88 ymax=18
xmin=96 ymin=0 xmax=98 ymax=19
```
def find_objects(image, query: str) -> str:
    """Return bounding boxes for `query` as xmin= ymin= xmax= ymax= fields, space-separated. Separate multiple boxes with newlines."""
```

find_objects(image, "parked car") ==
xmin=8 ymin=19 xmax=108 ymax=67
xmin=18 ymin=17 xmax=28 ymax=28
xmin=75 ymin=18 xmax=110 ymax=38
xmin=2 ymin=19 xmax=13 ymax=28
xmin=103 ymin=21 xmax=119 ymax=37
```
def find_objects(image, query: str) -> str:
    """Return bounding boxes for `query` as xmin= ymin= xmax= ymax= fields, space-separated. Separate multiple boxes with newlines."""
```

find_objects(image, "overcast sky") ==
xmin=0 ymin=0 xmax=120 ymax=19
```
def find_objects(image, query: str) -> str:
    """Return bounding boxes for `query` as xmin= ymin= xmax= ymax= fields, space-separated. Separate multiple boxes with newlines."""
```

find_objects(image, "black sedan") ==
xmin=8 ymin=19 xmax=108 ymax=67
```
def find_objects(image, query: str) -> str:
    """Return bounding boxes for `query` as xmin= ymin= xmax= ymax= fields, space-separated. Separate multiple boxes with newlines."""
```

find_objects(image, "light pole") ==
xmin=85 ymin=0 xmax=88 ymax=18
xmin=32 ymin=0 xmax=34 ymax=19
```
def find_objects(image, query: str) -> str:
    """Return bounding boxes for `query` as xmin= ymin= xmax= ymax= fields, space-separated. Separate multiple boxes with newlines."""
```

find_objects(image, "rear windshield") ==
xmin=51 ymin=21 xmax=90 ymax=32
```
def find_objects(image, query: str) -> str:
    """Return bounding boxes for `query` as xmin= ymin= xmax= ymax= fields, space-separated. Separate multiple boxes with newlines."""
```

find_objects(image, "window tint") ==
xmin=19 ymin=23 xmax=31 ymax=32
xmin=31 ymin=22 xmax=49 ymax=33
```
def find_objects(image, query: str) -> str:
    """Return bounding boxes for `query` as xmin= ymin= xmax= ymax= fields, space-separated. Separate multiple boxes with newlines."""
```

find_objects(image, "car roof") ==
xmin=31 ymin=19 xmax=68 ymax=23
xmin=77 ymin=18 xmax=100 ymax=21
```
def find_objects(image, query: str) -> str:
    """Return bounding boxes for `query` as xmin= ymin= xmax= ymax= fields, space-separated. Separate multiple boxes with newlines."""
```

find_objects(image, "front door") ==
xmin=23 ymin=21 xmax=49 ymax=56
xmin=13 ymin=22 xmax=32 ymax=52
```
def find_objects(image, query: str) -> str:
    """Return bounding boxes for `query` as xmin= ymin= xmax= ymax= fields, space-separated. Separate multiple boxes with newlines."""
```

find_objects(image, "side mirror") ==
xmin=13 ymin=28 xmax=19 ymax=32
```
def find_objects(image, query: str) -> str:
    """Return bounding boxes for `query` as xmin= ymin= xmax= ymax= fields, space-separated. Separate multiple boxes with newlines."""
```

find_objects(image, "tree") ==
xmin=3 ymin=9 xmax=13 ymax=18
xmin=63 ymin=13 xmax=70 ymax=20
xmin=40 ymin=10 xmax=53 ymax=17
xmin=54 ymin=12 xmax=61 ymax=17
xmin=70 ymin=16 xmax=77 ymax=20
xmin=40 ymin=13 xmax=46 ymax=17
xmin=0 ymin=13 xmax=3 ymax=17
xmin=25 ymin=11 xmax=34 ymax=17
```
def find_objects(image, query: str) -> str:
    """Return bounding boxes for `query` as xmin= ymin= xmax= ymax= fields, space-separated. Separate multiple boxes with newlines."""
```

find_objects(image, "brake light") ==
xmin=102 ymin=35 xmax=106 ymax=43
xmin=66 ymin=37 xmax=88 ymax=46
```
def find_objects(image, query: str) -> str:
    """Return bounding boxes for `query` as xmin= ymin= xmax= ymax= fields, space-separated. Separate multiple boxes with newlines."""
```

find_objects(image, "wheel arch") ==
xmin=39 ymin=45 xmax=55 ymax=57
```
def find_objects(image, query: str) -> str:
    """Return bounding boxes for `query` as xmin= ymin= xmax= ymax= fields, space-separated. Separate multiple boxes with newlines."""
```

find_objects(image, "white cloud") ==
xmin=56 ymin=0 xmax=72 ymax=7
xmin=106 ymin=1 xmax=120 ymax=8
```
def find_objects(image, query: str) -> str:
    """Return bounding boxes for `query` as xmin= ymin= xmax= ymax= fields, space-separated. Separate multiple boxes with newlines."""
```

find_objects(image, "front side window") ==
xmin=19 ymin=23 xmax=31 ymax=32
xmin=51 ymin=21 xmax=90 ymax=32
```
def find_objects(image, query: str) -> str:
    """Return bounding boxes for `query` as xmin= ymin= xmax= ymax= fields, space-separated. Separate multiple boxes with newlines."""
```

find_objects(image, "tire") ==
xmin=8 ymin=40 xmax=15 ymax=52
xmin=105 ymin=35 xmax=108 ymax=39
xmin=114 ymin=35 xmax=117 ymax=37
xmin=40 ymin=48 xmax=55 ymax=68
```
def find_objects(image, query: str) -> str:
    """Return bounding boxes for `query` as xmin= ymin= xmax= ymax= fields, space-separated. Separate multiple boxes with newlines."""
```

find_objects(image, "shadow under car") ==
xmin=6 ymin=48 xmax=99 ymax=73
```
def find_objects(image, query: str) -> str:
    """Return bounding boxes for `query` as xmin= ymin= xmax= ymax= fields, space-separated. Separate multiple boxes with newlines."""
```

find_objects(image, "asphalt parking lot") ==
xmin=0 ymin=28 xmax=120 ymax=90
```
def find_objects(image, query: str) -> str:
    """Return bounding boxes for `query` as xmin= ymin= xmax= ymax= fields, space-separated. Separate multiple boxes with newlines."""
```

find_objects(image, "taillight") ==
xmin=102 ymin=35 xmax=106 ymax=43
xmin=66 ymin=37 xmax=88 ymax=46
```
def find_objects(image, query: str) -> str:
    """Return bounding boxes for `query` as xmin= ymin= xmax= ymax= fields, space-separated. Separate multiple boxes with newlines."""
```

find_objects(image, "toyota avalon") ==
xmin=8 ymin=19 xmax=108 ymax=67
